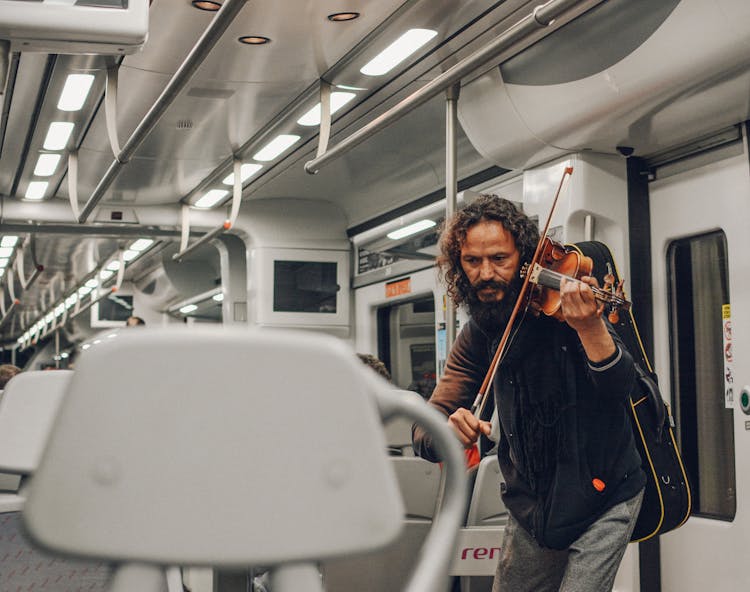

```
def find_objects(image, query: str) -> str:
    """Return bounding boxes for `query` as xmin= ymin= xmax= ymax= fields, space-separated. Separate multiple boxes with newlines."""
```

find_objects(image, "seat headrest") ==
xmin=0 ymin=370 xmax=73 ymax=474
xmin=24 ymin=327 xmax=403 ymax=567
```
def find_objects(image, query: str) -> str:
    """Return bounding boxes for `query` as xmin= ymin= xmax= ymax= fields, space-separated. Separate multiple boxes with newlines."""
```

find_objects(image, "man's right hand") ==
xmin=448 ymin=407 xmax=492 ymax=448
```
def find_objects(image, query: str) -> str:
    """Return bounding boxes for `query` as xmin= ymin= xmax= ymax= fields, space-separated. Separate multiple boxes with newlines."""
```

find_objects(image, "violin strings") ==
xmin=539 ymin=267 xmax=626 ymax=307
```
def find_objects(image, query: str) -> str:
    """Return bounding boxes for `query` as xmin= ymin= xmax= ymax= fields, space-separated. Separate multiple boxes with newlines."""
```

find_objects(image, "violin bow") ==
xmin=471 ymin=166 xmax=574 ymax=419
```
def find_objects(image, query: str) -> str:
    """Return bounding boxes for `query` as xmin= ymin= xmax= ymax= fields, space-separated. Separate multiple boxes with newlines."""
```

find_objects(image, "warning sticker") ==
xmin=722 ymin=304 xmax=733 ymax=409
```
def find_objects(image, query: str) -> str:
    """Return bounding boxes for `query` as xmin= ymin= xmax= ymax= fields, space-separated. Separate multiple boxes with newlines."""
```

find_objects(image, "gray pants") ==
xmin=492 ymin=489 xmax=644 ymax=592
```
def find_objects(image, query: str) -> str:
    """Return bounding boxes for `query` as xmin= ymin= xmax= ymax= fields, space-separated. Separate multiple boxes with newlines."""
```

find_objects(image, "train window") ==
xmin=91 ymin=294 xmax=134 ymax=328
xmin=273 ymin=260 xmax=338 ymax=313
xmin=667 ymin=230 xmax=736 ymax=520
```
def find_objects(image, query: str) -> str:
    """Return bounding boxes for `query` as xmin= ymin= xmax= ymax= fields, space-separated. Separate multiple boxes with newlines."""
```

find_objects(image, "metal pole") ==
xmin=304 ymin=0 xmax=602 ymax=175
xmin=77 ymin=0 xmax=250 ymax=223
xmin=54 ymin=329 xmax=60 ymax=369
xmin=444 ymin=84 xmax=460 ymax=352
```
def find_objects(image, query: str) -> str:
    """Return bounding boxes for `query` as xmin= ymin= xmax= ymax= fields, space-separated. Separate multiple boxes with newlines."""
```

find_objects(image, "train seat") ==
xmin=465 ymin=456 xmax=508 ymax=528
xmin=383 ymin=406 xmax=417 ymax=456
xmin=0 ymin=370 xmax=73 ymax=510
xmin=459 ymin=455 xmax=508 ymax=592
xmin=21 ymin=327 xmax=467 ymax=592
xmin=0 ymin=370 xmax=111 ymax=591
xmin=322 ymin=455 xmax=442 ymax=591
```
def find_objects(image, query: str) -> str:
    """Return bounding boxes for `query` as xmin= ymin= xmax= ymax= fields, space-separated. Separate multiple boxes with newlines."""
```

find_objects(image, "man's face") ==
xmin=459 ymin=220 xmax=521 ymax=303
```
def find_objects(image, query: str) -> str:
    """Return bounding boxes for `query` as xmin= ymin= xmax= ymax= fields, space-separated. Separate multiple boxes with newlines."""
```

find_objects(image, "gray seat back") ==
xmin=0 ymin=370 xmax=73 ymax=475
xmin=23 ymin=327 xmax=404 ymax=567
xmin=466 ymin=455 xmax=508 ymax=527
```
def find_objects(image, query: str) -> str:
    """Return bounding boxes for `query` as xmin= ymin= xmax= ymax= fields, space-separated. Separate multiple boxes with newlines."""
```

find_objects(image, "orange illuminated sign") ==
xmin=385 ymin=278 xmax=411 ymax=298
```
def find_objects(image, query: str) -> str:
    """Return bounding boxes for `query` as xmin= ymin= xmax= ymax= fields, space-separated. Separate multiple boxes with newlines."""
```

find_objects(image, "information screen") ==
xmin=273 ymin=260 xmax=338 ymax=314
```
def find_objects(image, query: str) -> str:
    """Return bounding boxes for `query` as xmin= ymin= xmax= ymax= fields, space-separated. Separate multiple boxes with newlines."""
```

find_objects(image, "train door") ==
xmin=353 ymin=267 xmax=442 ymax=395
xmin=649 ymin=139 xmax=750 ymax=590
xmin=376 ymin=294 xmax=436 ymax=396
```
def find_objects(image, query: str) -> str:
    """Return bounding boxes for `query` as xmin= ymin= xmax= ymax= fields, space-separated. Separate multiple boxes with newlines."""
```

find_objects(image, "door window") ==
xmin=667 ymin=230 xmax=736 ymax=520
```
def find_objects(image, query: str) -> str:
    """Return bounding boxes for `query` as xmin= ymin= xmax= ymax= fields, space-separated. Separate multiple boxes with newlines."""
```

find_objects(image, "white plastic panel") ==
xmin=0 ymin=0 xmax=149 ymax=54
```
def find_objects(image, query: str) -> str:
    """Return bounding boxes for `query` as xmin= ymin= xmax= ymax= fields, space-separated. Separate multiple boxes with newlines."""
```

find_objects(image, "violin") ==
xmin=525 ymin=236 xmax=630 ymax=324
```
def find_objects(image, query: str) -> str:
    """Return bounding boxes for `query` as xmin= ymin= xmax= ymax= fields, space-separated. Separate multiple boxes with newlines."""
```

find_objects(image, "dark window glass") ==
xmin=667 ymin=230 xmax=735 ymax=520
xmin=98 ymin=294 xmax=134 ymax=321
xmin=273 ymin=261 xmax=338 ymax=313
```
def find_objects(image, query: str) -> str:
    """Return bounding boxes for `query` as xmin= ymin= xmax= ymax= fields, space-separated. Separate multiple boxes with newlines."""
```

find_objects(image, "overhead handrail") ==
xmin=304 ymin=0 xmax=604 ymax=175
xmin=18 ymin=250 xmax=127 ymax=350
xmin=166 ymin=286 xmax=223 ymax=315
xmin=172 ymin=159 xmax=242 ymax=262
xmin=0 ymin=235 xmax=43 ymax=330
xmin=76 ymin=0 xmax=249 ymax=223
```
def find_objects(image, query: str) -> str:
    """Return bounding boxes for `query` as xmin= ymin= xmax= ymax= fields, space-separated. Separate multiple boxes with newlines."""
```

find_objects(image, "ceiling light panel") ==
xmin=194 ymin=189 xmax=228 ymax=208
xmin=0 ymin=236 xmax=19 ymax=247
xmin=33 ymin=153 xmax=61 ymax=176
xmin=253 ymin=134 xmax=301 ymax=161
xmin=222 ymin=163 xmax=263 ymax=185
xmin=386 ymin=219 xmax=436 ymax=240
xmin=25 ymin=181 xmax=49 ymax=200
xmin=0 ymin=247 xmax=13 ymax=258
xmin=129 ymin=238 xmax=154 ymax=251
xmin=43 ymin=122 xmax=75 ymax=150
xmin=57 ymin=74 xmax=95 ymax=111
xmin=297 ymin=92 xmax=357 ymax=126
xmin=360 ymin=28 xmax=438 ymax=76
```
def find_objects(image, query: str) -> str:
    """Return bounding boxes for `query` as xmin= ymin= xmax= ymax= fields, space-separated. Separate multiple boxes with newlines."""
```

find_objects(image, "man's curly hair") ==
xmin=437 ymin=194 xmax=539 ymax=305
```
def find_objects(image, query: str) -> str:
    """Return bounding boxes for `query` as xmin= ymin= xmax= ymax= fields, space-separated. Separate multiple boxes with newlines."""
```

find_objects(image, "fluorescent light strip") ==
xmin=386 ymin=219 xmax=436 ymax=240
xmin=194 ymin=189 xmax=228 ymax=209
xmin=43 ymin=122 xmax=75 ymax=150
xmin=129 ymin=238 xmax=154 ymax=251
xmin=34 ymin=153 xmax=61 ymax=176
xmin=360 ymin=28 xmax=438 ymax=76
xmin=180 ymin=304 xmax=198 ymax=314
xmin=0 ymin=258 xmax=8 ymax=267
xmin=297 ymin=92 xmax=356 ymax=126
xmin=222 ymin=163 xmax=263 ymax=185
xmin=253 ymin=134 xmax=300 ymax=162
xmin=57 ymin=74 xmax=95 ymax=111
xmin=0 ymin=236 xmax=19 ymax=247
xmin=25 ymin=181 xmax=49 ymax=200
xmin=0 ymin=247 xmax=13 ymax=258
xmin=122 ymin=249 xmax=139 ymax=262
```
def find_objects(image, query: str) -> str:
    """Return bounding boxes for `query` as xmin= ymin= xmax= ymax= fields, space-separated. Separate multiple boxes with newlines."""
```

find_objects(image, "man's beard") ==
xmin=465 ymin=276 xmax=522 ymax=334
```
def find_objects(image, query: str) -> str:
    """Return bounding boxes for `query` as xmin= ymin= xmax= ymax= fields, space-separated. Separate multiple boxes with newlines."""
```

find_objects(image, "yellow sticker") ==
xmin=722 ymin=304 xmax=731 ymax=319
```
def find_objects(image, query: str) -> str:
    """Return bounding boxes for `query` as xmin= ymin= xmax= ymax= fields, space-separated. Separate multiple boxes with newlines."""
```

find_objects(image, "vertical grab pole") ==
xmin=444 ymin=84 xmax=460 ymax=354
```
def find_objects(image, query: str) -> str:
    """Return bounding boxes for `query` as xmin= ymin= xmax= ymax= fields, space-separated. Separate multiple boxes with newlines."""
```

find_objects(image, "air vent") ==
xmin=186 ymin=87 xmax=235 ymax=99
xmin=176 ymin=119 xmax=193 ymax=130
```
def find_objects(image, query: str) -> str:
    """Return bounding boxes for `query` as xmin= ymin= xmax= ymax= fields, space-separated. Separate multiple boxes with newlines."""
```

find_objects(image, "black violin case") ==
xmin=573 ymin=241 xmax=692 ymax=542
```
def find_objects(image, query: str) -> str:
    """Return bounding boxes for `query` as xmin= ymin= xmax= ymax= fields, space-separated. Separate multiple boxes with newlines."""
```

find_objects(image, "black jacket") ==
xmin=413 ymin=315 xmax=646 ymax=549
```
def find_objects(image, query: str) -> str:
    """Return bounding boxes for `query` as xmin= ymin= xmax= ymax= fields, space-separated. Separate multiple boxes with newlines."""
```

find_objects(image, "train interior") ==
xmin=1 ymin=0 xmax=749 ymax=590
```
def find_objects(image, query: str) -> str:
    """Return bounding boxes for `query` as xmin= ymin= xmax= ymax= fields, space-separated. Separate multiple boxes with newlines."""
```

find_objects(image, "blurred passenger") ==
xmin=357 ymin=353 xmax=391 ymax=381
xmin=0 ymin=364 xmax=21 ymax=389
xmin=126 ymin=316 xmax=146 ymax=327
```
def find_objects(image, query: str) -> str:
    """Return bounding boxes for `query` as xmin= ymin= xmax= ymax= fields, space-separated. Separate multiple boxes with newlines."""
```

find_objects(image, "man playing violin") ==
xmin=413 ymin=195 xmax=646 ymax=592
